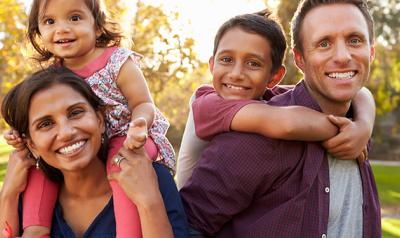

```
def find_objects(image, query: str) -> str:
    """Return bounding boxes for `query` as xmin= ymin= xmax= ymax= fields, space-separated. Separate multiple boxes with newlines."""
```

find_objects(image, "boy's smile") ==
xmin=210 ymin=27 xmax=277 ymax=100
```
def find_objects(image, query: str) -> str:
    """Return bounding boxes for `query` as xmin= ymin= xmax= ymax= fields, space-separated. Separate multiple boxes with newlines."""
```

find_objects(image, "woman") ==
xmin=0 ymin=66 xmax=188 ymax=238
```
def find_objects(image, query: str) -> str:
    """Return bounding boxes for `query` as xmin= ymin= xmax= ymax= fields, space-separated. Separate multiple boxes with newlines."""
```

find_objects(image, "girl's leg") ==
xmin=107 ymin=136 xmax=159 ymax=238
xmin=22 ymin=168 xmax=58 ymax=235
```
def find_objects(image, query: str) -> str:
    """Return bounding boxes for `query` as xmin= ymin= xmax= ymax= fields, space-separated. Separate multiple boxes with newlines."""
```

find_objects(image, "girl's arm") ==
xmin=322 ymin=87 xmax=375 ymax=160
xmin=0 ymin=149 xmax=34 ymax=238
xmin=231 ymin=104 xmax=338 ymax=141
xmin=117 ymin=58 xmax=155 ymax=149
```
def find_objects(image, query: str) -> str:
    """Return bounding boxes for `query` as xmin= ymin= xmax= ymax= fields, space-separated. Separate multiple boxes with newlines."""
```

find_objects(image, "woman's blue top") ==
xmin=21 ymin=163 xmax=189 ymax=238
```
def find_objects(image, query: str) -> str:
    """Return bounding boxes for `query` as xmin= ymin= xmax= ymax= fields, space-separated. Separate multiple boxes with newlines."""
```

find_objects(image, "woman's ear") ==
xmin=26 ymin=139 xmax=39 ymax=159
xmin=96 ymin=110 xmax=106 ymax=134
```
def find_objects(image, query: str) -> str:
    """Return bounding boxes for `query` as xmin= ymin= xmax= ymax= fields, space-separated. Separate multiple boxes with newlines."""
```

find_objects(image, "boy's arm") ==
xmin=231 ymin=104 xmax=338 ymax=141
xmin=322 ymin=87 xmax=375 ymax=160
xmin=176 ymin=94 xmax=209 ymax=190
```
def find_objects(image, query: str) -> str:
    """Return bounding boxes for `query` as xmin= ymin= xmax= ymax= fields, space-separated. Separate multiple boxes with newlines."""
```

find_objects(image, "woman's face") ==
xmin=27 ymin=83 xmax=105 ymax=173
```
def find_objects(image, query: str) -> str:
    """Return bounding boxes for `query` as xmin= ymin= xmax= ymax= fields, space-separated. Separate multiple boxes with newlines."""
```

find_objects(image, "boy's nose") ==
xmin=229 ymin=64 xmax=245 ymax=81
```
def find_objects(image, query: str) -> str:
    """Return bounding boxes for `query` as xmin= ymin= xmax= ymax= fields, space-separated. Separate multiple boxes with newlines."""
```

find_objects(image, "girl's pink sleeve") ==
xmin=23 ymin=168 xmax=58 ymax=229
xmin=192 ymin=86 xmax=258 ymax=140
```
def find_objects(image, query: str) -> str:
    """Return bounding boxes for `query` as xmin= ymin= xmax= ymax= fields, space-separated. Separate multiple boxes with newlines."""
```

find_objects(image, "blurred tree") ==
xmin=0 ymin=0 xmax=31 ymax=95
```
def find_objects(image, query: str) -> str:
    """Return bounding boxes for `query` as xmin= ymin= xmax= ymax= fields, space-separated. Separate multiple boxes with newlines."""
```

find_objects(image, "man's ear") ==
xmin=267 ymin=65 xmax=286 ymax=88
xmin=208 ymin=56 xmax=215 ymax=74
xmin=293 ymin=48 xmax=305 ymax=72
xmin=370 ymin=45 xmax=375 ymax=62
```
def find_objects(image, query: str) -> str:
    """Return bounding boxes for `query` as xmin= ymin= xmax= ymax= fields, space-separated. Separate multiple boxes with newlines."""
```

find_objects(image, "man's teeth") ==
xmin=226 ymin=84 xmax=245 ymax=90
xmin=59 ymin=141 xmax=85 ymax=154
xmin=328 ymin=71 xmax=355 ymax=79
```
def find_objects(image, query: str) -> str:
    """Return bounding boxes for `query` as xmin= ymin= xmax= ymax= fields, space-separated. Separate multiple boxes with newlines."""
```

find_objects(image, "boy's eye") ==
xmin=219 ymin=57 xmax=232 ymax=63
xmin=247 ymin=61 xmax=261 ymax=68
xmin=70 ymin=15 xmax=81 ymax=21
xmin=44 ymin=18 xmax=55 ymax=25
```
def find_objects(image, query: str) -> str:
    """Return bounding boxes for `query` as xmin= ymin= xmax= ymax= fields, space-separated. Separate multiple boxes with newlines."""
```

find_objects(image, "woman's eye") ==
xmin=70 ymin=15 xmax=81 ymax=21
xmin=69 ymin=109 xmax=84 ymax=117
xmin=37 ymin=120 xmax=53 ymax=129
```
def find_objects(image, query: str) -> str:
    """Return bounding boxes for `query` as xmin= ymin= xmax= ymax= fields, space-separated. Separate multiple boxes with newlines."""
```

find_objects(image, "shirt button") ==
xmin=322 ymin=234 xmax=327 ymax=238
xmin=324 ymin=187 xmax=330 ymax=193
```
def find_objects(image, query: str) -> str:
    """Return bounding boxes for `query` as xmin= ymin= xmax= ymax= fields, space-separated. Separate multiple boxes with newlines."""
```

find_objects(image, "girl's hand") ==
xmin=322 ymin=115 xmax=369 ymax=160
xmin=3 ymin=129 xmax=25 ymax=151
xmin=124 ymin=117 xmax=148 ymax=150
xmin=2 ymin=149 xmax=35 ymax=199
xmin=107 ymin=146 xmax=161 ymax=206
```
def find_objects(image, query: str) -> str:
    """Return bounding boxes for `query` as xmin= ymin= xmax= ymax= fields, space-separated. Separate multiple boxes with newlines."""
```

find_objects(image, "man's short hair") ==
xmin=291 ymin=0 xmax=374 ymax=53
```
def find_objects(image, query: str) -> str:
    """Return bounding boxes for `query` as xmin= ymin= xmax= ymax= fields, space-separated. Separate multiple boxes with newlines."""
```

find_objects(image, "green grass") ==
xmin=372 ymin=164 xmax=400 ymax=206
xmin=0 ymin=142 xmax=398 ymax=237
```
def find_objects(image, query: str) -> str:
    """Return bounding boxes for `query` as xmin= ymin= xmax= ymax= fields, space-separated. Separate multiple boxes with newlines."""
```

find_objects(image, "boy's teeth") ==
xmin=226 ymin=84 xmax=245 ymax=90
xmin=328 ymin=71 xmax=355 ymax=79
xmin=59 ymin=141 xmax=85 ymax=154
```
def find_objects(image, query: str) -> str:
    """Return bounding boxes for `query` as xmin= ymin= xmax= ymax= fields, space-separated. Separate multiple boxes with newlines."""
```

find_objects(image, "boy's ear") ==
xmin=293 ymin=48 xmax=305 ymax=72
xmin=208 ymin=56 xmax=215 ymax=74
xmin=267 ymin=65 xmax=286 ymax=88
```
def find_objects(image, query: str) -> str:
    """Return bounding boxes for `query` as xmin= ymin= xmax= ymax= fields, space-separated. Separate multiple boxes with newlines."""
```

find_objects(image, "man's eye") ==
xmin=349 ymin=38 xmax=361 ymax=45
xmin=319 ymin=41 xmax=330 ymax=48
xmin=70 ymin=15 xmax=81 ymax=21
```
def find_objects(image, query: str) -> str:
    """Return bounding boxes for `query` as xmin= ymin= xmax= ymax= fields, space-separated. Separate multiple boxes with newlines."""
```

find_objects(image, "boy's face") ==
xmin=210 ymin=27 xmax=283 ymax=100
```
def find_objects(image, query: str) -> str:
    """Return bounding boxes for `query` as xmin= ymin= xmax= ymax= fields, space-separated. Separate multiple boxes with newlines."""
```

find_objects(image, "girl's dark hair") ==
xmin=1 ymin=66 xmax=108 ymax=183
xmin=27 ymin=0 xmax=123 ymax=63
xmin=212 ymin=9 xmax=287 ymax=74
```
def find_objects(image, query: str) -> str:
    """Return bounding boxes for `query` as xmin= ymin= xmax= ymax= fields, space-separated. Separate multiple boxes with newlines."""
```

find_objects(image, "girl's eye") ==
xmin=44 ymin=18 xmax=55 ymax=25
xmin=70 ymin=15 xmax=81 ymax=21
xmin=37 ymin=120 xmax=53 ymax=129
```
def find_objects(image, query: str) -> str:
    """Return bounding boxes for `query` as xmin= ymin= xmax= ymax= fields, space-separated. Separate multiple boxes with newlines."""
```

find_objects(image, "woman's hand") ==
xmin=108 ymin=147 xmax=173 ymax=238
xmin=1 ymin=149 xmax=35 ymax=199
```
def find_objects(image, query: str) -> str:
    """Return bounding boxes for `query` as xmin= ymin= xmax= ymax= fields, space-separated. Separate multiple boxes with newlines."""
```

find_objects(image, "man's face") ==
xmin=294 ymin=3 xmax=374 ymax=111
xmin=210 ymin=27 xmax=284 ymax=100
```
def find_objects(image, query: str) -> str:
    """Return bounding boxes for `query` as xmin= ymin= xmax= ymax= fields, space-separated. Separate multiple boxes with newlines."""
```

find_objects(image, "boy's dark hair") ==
xmin=291 ymin=0 xmax=374 ymax=53
xmin=212 ymin=9 xmax=287 ymax=74
xmin=28 ymin=0 xmax=123 ymax=63
xmin=1 ymin=66 xmax=108 ymax=183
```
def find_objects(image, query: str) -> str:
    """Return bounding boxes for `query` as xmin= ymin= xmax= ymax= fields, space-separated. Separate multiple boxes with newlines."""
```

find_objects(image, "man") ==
xmin=180 ymin=0 xmax=381 ymax=237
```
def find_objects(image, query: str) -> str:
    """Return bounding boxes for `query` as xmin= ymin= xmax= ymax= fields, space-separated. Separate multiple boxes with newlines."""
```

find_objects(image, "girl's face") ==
xmin=27 ymin=83 xmax=105 ymax=173
xmin=37 ymin=0 xmax=102 ymax=68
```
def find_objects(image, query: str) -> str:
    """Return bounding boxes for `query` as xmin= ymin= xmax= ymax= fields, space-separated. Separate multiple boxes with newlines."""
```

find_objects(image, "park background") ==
xmin=0 ymin=0 xmax=399 ymax=236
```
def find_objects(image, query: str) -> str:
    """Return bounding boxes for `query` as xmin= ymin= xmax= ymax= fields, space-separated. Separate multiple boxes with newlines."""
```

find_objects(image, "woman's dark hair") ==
xmin=212 ymin=9 xmax=287 ymax=74
xmin=27 ymin=0 xmax=123 ymax=63
xmin=1 ymin=66 xmax=108 ymax=183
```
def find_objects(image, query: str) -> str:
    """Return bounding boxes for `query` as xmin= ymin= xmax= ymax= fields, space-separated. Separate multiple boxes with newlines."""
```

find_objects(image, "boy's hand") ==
xmin=3 ymin=129 xmax=25 ymax=151
xmin=322 ymin=115 xmax=369 ymax=160
xmin=124 ymin=117 xmax=148 ymax=150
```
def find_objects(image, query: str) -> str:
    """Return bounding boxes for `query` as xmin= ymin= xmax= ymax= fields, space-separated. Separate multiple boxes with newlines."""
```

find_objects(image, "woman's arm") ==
xmin=117 ymin=59 xmax=155 ymax=149
xmin=231 ymin=104 xmax=338 ymax=141
xmin=108 ymin=147 xmax=175 ymax=238
xmin=0 ymin=149 xmax=34 ymax=238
